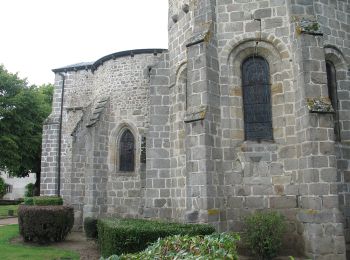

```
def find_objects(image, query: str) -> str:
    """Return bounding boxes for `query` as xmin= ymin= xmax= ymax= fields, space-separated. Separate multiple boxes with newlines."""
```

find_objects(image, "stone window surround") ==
xmin=324 ymin=45 xmax=348 ymax=143
xmin=107 ymin=121 xmax=140 ymax=177
xmin=226 ymin=39 xmax=290 ymax=145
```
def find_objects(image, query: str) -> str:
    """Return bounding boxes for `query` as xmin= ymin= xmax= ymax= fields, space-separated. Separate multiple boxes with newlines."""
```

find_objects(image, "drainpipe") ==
xmin=57 ymin=72 xmax=66 ymax=197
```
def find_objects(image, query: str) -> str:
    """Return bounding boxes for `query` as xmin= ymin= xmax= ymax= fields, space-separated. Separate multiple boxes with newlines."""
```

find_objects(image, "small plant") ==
xmin=0 ymin=177 xmax=6 ymax=198
xmin=244 ymin=211 xmax=286 ymax=260
xmin=102 ymin=232 xmax=240 ymax=260
xmin=84 ymin=217 xmax=98 ymax=239
xmin=24 ymin=183 xmax=35 ymax=197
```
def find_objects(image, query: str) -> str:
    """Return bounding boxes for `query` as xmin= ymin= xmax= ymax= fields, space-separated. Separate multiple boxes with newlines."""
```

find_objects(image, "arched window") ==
xmin=242 ymin=56 xmax=273 ymax=141
xmin=119 ymin=129 xmax=135 ymax=172
xmin=326 ymin=61 xmax=340 ymax=141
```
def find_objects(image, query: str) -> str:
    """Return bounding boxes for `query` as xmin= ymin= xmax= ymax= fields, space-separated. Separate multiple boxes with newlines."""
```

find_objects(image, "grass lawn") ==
xmin=0 ymin=205 xmax=19 ymax=218
xmin=0 ymin=224 xmax=79 ymax=260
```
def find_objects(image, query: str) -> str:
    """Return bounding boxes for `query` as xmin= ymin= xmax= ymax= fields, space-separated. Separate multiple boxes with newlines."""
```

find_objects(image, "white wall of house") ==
xmin=1 ymin=171 xmax=36 ymax=200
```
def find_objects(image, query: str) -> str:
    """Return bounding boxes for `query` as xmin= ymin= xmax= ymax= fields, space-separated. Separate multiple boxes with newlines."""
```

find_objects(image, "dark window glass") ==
xmin=119 ymin=129 xmax=135 ymax=171
xmin=326 ymin=61 xmax=340 ymax=141
xmin=242 ymin=56 xmax=273 ymax=141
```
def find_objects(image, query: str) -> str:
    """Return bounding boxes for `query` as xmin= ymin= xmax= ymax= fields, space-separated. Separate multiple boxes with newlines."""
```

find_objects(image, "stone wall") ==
xmin=41 ymin=0 xmax=350 ymax=258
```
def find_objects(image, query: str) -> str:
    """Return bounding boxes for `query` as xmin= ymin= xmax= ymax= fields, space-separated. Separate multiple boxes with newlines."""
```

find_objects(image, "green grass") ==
xmin=0 ymin=205 xmax=19 ymax=218
xmin=0 ymin=224 xmax=79 ymax=260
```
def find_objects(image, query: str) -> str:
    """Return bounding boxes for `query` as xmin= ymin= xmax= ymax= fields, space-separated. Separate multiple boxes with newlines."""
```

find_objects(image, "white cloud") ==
xmin=0 ymin=0 xmax=168 ymax=85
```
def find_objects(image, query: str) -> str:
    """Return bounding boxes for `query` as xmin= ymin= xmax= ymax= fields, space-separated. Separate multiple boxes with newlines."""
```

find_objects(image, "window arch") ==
xmin=326 ymin=60 xmax=340 ymax=141
xmin=119 ymin=129 xmax=135 ymax=172
xmin=242 ymin=56 xmax=273 ymax=141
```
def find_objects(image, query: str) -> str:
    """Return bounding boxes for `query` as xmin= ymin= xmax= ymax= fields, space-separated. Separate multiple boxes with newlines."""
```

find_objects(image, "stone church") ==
xmin=41 ymin=0 xmax=350 ymax=258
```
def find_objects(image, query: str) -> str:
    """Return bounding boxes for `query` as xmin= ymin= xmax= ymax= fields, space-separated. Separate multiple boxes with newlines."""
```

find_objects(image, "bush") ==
xmin=102 ymin=232 xmax=240 ymax=260
xmin=244 ymin=211 xmax=286 ymax=260
xmin=0 ymin=177 xmax=6 ymax=198
xmin=24 ymin=183 xmax=35 ymax=197
xmin=98 ymin=218 xmax=216 ymax=257
xmin=24 ymin=196 xmax=63 ymax=206
xmin=18 ymin=204 xmax=74 ymax=244
xmin=84 ymin=217 xmax=98 ymax=239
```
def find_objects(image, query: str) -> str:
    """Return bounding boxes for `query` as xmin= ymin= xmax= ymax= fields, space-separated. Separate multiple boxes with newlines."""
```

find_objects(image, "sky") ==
xmin=0 ymin=0 xmax=169 ymax=86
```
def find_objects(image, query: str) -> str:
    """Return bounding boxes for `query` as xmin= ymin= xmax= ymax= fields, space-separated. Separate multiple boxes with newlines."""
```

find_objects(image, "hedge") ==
xmin=24 ymin=196 xmax=63 ymax=206
xmin=18 ymin=204 xmax=74 ymax=244
xmin=84 ymin=217 xmax=98 ymax=239
xmin=98 ymin=218 xmax=216 ymax=257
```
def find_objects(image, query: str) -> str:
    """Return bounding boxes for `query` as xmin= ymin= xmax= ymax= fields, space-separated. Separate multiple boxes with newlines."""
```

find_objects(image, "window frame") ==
xmin=241 ymin=55 xmax=273 ymax=142
xmin=118 ymin=128 xmax=135 ymax=172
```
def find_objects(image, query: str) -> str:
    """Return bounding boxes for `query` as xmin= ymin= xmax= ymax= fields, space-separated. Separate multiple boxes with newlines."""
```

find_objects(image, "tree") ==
xmin=0 ymin=64 xmax=53 ymax=195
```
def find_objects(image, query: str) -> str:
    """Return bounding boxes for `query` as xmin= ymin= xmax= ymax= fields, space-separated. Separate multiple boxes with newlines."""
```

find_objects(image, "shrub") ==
xmin=24 ymin=196 xmax=63 ymax=206
xmin=18 ymin=204 xmax=74 ymax=244
xmin=0 ymin=177 xmax=6 ymax=198
xmin=24 ymin=183 xmax=35 ymax=197
xmin=84 ymin=217 xmax=98 ymax=239
xmin=244 ymin=211 xmax=286 ymax=260
xmin=98 ymin=218 xmax=216 ymax=257
xmin=102 ymin=233 xmax=240 ymax=260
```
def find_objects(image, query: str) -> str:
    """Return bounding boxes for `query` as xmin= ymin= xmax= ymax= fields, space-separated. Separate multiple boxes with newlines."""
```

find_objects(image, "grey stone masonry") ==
xmin=41 ymin=0 xmax=350 ymax=258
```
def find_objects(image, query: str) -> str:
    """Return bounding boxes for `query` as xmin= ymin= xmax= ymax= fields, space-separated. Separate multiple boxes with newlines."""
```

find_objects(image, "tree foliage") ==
xmin=0 ymin=65 xmax=53 ymax=192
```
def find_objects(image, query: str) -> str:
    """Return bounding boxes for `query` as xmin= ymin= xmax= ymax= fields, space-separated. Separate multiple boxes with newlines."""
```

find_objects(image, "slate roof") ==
xmin=52 ymin=48 xmax=167 ymax=73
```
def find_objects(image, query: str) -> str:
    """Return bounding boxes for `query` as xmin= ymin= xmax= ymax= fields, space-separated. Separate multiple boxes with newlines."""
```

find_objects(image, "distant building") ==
xmin=41 ymin=1 xmax=350 ymax=258
xmin=1 ymin=172 xmax=35 ymax=200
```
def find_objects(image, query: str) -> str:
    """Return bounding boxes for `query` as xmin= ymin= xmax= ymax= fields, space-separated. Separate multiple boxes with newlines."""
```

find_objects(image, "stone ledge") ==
xmin=293 ymin=15 xmax=323 ymax=36
xmin=184 ymin=106 xmax=207 ymax=123
xmin=307 ymin=97 xmax=334 ymax=114
xmin=186 ymin=30 xmax=210 ymax=47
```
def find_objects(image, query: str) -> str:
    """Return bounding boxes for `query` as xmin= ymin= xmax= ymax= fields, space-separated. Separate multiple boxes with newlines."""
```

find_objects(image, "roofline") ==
xmin=52 ymin=48 xmax=168 ymax=73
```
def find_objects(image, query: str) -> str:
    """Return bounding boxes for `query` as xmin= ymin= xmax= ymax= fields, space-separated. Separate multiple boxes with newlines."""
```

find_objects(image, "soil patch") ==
xmin=11 ymin=231 xmax=100 ymax=260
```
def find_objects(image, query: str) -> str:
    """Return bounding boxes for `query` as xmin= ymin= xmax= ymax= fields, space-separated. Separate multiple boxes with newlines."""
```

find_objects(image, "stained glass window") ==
xmin=119 ymin=129 xmax=135 ymax=171
xmin=242 ymin=56 xmax=273 ymax=141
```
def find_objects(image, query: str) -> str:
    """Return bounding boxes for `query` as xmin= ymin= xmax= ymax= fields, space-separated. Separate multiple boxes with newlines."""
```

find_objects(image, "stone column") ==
xmin=144 ymin=54 xmax=171 ymax=219
xmin=184 ymin=0 xmax=222 ymax=226
xmin=290 ymin=11 xmax=346 ymax=259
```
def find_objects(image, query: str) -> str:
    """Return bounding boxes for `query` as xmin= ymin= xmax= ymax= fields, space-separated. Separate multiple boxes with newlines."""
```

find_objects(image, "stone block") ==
xmin=278 ymin=146 xmax=296 ymax=159
xmin=154 ymin=199 xmax=167 ymax=208
xmin=244 ymin=197 xmax=265 ymax=209
xmin=320 ymin=168 xmax=337 ymax=182
xmin=264 ymin=17 xmax=283 ymax=29
xmin=270 ymin=196 xmax=297 ymax=209
xmin=272 ymin=175 xmax=291 ymax=185
xmin=253 ymin=8 xmax=272 ymax=19
xmin=230 ymin=12 xmax=244 ymax=22
xmin=301 ymin=196 xmax=322 ymax=210
xmin=185 ymin=210 xmax=199 ymax=223
xmin=309 ymin=183 xmax=329 ymax=196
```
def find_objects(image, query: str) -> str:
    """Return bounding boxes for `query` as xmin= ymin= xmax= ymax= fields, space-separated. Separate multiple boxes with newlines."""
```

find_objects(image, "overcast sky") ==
xmin=0 ymin=0 xmax=168 ymax=86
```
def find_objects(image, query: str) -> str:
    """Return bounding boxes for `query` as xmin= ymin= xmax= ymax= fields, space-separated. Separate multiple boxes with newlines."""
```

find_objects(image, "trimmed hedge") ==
xmin=18 ymin=204 xmax=74 ymax=244
xmin=98 ymin=218 xmax=216 ymax=257
xmin=0 ymin=199 xmax=23 ymax=205
xmin=24 ymin=196 xmax=63 ymax=206
xmin=84 ymin=217 xmax=98 ymax=239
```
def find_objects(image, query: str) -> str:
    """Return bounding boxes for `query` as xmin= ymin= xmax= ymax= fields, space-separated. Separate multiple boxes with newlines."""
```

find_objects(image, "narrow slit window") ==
xmin=242 ymin=56 xmax=273 ymax=141
xmin=326 ymin=61 xmax=340 ymax=141
xmin=119 ymin=129 xmax=135 ymax=172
